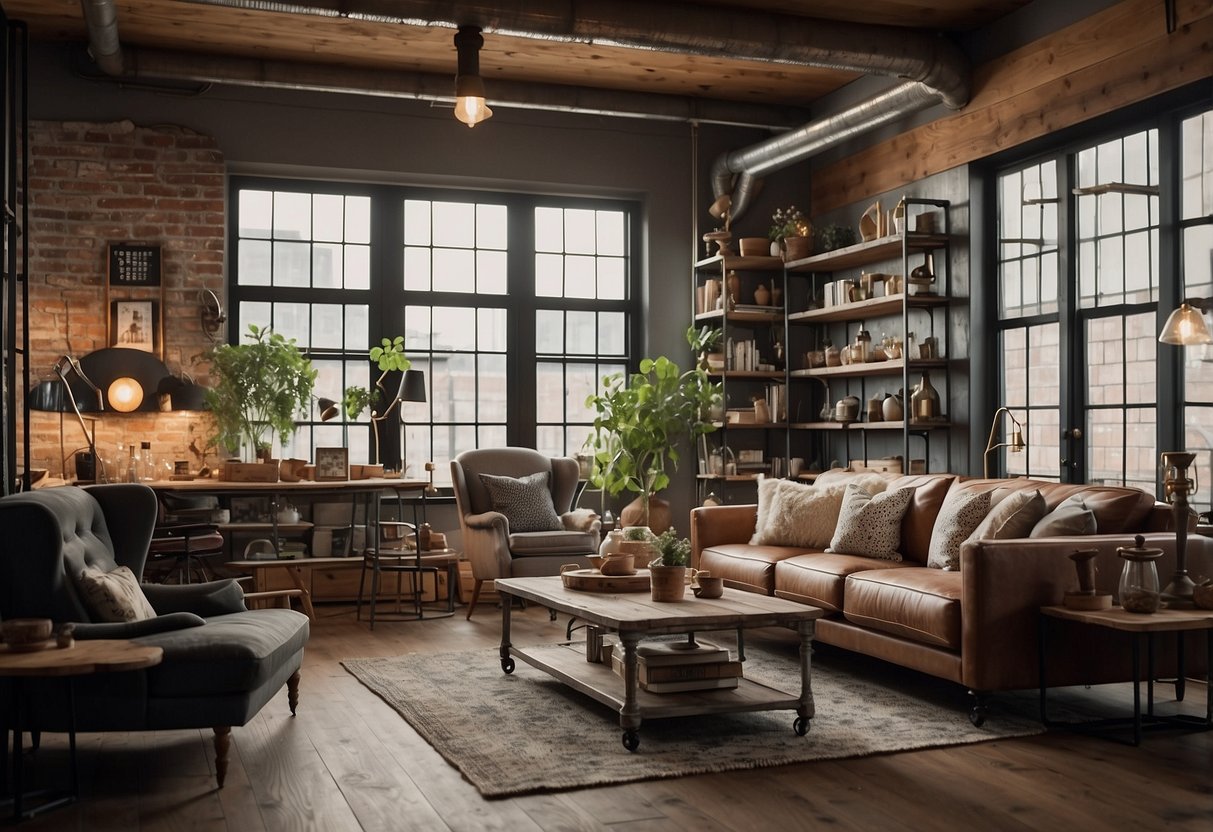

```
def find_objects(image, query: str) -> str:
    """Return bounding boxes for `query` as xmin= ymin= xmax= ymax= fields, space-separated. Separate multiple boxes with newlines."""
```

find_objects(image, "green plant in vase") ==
xmin=205 ymin=324 xmax=317 ymax=461
xmin=651 ymin=527 xmax=691 ymax=568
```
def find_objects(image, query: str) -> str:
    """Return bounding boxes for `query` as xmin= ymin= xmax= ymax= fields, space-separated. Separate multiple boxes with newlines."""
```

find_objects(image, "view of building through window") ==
xmin=230 ymin=181 xmax=637 ymax=485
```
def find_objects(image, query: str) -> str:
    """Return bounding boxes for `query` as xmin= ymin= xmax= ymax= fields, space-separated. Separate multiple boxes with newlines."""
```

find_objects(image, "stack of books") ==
xmin=609 ymin=639 xmax=743 ymax=693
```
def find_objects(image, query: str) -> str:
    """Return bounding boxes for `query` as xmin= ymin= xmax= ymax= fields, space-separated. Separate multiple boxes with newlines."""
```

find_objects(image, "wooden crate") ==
xmin=222 ymin=462 xmax=280 ymax=482
xmin=311 ymin=562 xmax=450 ymax=603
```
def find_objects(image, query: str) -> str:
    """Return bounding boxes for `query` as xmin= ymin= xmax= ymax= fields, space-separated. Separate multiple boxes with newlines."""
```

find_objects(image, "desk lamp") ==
xmin=983 ymin=406 xmax=1027 ymax=478
xmin=51 ymin=355 xmax=103 ymax=481
xmin=371 ymin=370 xmax=426 ymax=468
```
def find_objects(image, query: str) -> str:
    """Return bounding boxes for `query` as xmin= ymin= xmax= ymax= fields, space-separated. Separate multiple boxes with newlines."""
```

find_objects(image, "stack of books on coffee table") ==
xmin=609 ymin=639 xmax=743 ymax=693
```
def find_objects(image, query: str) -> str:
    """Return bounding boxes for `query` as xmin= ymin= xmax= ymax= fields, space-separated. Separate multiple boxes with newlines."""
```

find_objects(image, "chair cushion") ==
xmin=775 ymin=553 xmax=912 ymax=613
xmin=826 ymin=483 xmax=915 ymax=561
xmin=75 ymin=565 xmax=157 ymax=622
xmin=508 ymin=529 xmax=598 ymax=556
xmin=843 ymin=568 xmax=963 ymax=649
xmin=480 ymin=471 xmax=563 ymax=532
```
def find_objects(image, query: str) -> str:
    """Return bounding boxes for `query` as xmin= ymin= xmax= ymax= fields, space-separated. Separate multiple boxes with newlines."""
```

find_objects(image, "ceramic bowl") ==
xmin=2 ymin=617 xmax=53 ymax=649
xmin=599 ymin=552 xmax=636 ymax=576
xmin=738 ymin=237 xmax=768 ymax=257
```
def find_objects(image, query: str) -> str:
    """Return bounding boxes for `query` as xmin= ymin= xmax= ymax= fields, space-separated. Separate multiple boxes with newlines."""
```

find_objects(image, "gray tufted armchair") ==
xmin=0 ymin=484 xmax=309 ymax=788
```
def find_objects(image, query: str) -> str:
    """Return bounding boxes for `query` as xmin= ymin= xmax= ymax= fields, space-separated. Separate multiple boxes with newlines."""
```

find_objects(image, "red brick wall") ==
xmin=24 ymin=119 xmax=224 ymax=480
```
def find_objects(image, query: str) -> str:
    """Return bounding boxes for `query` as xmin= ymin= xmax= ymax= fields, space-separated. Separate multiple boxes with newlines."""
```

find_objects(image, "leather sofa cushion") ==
xmin=507 ymin=529 xmax=598 ymax=556
xmin=843 ymin=568 xmax=962 ymax=649
xmin=945 ymin=478 xmax=1154 ymax=535
xmin=699 ymin=543 xmax=810 ymax=594
xmin=775 ymin=553 xmax=913 ymax=612
xmin=887 ymin=474 xmax=956 ymax=564
xmin=141 ymin=608 xmax=310 ymax=697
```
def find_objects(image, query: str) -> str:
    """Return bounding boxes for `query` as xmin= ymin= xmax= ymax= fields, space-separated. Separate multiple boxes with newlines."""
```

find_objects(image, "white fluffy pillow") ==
xmin=826 ymin=483 xmax=915 ymax=561
xmin=751 ymin=481 xmax=848 ymax=548
xmin=927 ymin=491 xmax=993 ymax=570
xmin=76 ymin=565 xmax=157 ymax=623
xmin=750 ymin=477 xmax=785 ymax=544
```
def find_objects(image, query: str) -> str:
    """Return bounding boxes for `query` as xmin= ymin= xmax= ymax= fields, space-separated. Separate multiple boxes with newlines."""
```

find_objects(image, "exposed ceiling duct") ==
xmin=77 ymin=0 xmax=971 ymax=216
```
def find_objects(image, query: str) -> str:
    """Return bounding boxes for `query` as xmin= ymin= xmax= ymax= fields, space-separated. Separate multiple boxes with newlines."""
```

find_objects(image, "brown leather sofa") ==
xmin=690 ymin=472 xmax=1212 ymax=724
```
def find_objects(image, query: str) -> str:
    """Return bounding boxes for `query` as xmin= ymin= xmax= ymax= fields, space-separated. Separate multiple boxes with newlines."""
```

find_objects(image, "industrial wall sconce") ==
xmin=199 ymin=288 xmax=226 ymax=342
xmin=453 ymin=25 xmax=493 ymax=128
xmin=1159 ymin=298 xmax=1213 ymax=345
xmin=983 ymin=406 xmax=1027 ymax=478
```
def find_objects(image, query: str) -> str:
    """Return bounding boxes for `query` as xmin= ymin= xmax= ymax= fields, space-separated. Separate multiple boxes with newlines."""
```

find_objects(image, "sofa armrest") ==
xmin=960 ymin=532 xmax=1213 ymax=692
xmin=690 ymin=504 xmax=758 ymax=569
xmin=142 ymin=579 xmax=247 ymax=617
xmin=464 ymin=510 xmax=509 ymax=533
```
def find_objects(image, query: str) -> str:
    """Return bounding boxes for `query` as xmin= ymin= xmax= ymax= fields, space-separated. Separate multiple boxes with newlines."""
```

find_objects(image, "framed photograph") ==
xmin=109 ymin=300 xmax=159 ymax=354
xmin=314 ymin=447 xmax=350 ymax=481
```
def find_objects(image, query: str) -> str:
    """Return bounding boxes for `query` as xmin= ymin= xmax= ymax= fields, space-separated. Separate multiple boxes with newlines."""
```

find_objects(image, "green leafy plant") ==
xmin=205 ymin=324 xmax=317 ymax=458
xmin=623 ymin=526 xmax=654 ymax=541
xmin=584 ymin=330 xmax=721 ymax=528
xmin=816 ymin=223 xmax=856 ymax=252
xmin=651 ymin=527 xmax=691 ymax=567
xmin=341 ymin=336 xmax=412 ymax=420
xmin=342 ymin=385 xmax=374 ymax=421
xmin=370 ymin=336 xmax=410 ymax=373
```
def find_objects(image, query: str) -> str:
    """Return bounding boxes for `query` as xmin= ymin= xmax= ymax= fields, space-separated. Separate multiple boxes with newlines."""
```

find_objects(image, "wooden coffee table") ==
xmin=494 ymin=576 xmax=824 ymax=751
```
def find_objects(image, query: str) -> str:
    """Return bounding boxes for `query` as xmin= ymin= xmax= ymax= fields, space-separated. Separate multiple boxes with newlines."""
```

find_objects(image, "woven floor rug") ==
xmin=343 ymin=641 xmax=1045 ymax=798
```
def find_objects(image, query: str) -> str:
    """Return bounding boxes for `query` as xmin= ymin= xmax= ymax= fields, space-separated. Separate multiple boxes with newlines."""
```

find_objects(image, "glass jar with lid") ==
xmin=1117 ymin=535 xmax=1162 ymax=614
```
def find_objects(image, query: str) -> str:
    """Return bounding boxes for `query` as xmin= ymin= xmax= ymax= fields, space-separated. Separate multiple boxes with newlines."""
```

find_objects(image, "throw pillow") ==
xmin=826 ymin=483 xmax=916 ymax=561
xmin=479 ymin=471 xmax=564 ymax=532
xmin=1030 ymin=494 xmax=1097 ymax=537
xmin=76 ymin=565 xmax=157 ymax=623
xmin=970 ymin=489 xmax=1047 ymax=541
xmin=750 ymin=476 xmax=785 ymax=544
xmin=561 ymin=508 xmax=600 ymax=532
xmin=752 ymin=481 xmax=848 ymax=548
xmin=927 ymin=490 xmax=993 ymax=570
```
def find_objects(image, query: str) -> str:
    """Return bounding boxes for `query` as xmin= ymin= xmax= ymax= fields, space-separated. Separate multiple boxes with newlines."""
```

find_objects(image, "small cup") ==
xmin=692 ymin=576 xmax=724 ymax=599
xmin=789 ymin=457 xmax=804 ymax=477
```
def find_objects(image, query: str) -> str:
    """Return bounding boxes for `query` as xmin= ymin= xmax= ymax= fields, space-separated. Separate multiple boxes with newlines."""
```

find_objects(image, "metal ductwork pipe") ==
xmin=78 ymin=0 xmax=124 ymax=76
xmin=712 ymin=81 xmax=947 ymax=221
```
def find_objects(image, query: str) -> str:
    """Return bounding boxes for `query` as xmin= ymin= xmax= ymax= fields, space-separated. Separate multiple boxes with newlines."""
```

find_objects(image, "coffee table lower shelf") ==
xmin=504 ymin=642 xmax=807 ymax=750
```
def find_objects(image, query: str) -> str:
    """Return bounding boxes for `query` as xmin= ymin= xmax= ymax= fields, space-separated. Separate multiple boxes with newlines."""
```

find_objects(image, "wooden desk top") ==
xmin=228 ymin=550 xmax=460 ymax=570
xmin=147 ymin=478 xmax=427 ymax=494
xmin=1042 ymin=605 xmax=1213 ymax=632
xmin=0 ymin=639 xmax=164 ymax=677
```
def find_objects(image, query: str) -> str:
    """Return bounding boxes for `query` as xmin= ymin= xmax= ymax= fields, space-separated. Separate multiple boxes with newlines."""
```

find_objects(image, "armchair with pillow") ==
xmin=451 ymin=448 xmax=599 ymax=619
xmin=0 ymin=484 xmax=310 ymax=788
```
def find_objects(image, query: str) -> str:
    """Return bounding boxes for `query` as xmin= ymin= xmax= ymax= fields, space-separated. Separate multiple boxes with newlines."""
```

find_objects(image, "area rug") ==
xmin=343 ymin=642 xmax=1045 ymax=798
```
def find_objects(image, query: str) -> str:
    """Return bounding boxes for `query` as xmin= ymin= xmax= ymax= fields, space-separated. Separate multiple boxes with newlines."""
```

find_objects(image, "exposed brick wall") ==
xmin=23 ymin=119 xmax=224 ymax=480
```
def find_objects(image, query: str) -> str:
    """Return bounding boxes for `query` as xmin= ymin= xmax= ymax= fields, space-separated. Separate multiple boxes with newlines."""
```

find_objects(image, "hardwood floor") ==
xmin=9 ymin=604 xmax=1212 ymax=831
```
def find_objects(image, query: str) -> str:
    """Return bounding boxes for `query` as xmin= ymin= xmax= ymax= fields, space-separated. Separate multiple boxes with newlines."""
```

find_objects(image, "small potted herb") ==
xmin=648 ymin=527 xmax=690 ymax=601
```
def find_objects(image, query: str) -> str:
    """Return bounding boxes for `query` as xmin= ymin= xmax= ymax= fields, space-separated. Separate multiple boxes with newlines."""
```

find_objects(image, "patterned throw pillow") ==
xmin=971 ymin=489 xmax=1047 ymax=541
xmin=479 ymin=471 xmax=564 ymax=532
xmin=826 ymin=483 xmax=915 ymax=561
xmin=76 ymin=565 xmax=157 ymax=623
xmin=927 ymin=490 xmax=993 ymax=570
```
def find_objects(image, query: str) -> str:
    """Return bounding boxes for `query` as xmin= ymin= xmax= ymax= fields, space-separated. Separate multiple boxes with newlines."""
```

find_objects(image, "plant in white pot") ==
xmin=584 ymin=328 xmax=720 ymax=530
xmin=205 ymin=324 xmax=317 ymax=469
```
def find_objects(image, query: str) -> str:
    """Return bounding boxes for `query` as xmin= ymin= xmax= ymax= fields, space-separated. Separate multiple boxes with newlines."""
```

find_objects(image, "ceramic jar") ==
xmin=866 ymin=396 xmax=883 ymax=422
xmin=882 ymin=393 xmax=904 ymax=421
xmin=835 ymin=395 xmax=860 ymax=422
xmin=598 ymin=528 xmax=625 ymax=560
xmin=754 ymin=283 xmax=771 ymax=306
xmin=910 ymin=372 xmax=941 ymax=421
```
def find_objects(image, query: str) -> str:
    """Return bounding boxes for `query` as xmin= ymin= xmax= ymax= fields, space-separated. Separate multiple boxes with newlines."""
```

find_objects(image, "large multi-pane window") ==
xmin=229 ymin=179 xmax=639 ymax=485
xmin=992 ymin=103 xmax=1212 ymax=512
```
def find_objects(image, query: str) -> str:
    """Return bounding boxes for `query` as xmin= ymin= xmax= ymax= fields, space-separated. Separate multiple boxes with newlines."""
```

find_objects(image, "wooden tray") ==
xmin=0 ymin=638 xmax=63 ymax=653
xmin=561 ymin=568 xmax=651 ymax=593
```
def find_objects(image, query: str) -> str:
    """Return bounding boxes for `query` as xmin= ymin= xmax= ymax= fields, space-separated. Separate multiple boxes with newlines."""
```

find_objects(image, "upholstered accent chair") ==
xmin=451 ymin=448 xmax=598 ymax=618
xmin=0 ymin=484 xmax=310 ymax=788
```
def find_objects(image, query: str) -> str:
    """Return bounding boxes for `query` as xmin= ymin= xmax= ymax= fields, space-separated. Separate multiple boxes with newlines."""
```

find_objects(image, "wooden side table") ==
xmin=1039 ymin=605 xmax=1213 ymax=746
xmin=0 ymin=639 xmax=163 ymax=820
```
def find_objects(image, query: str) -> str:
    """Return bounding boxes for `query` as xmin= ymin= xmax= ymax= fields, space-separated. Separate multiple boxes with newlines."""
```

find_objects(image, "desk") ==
xmin=229 ymin=551 xmax=461 ymax=622
xmin=1 ymin=639 xmax=163 ymax=820
xmin=1039 ymin=605 xmax=1213 ymax=745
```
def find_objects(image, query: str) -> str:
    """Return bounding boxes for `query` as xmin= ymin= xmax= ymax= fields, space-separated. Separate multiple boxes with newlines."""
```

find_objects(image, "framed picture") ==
xmin=109 ymin=300 xmax=159 ymax=354
xmin=107 ymin=243 xmax=162 ymax=287
xmin=314 ymin=447 xmax=349 ymax=481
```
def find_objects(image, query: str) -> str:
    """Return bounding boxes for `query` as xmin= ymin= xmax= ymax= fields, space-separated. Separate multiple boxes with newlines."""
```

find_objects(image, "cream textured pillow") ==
xmin=1030 ymin=494 xmax=1097 ymax=537
xmin=76 ymin=565 xmax=157 ymax=623
xmin=750 ymin=477 xmax=785 ymax=544
xmin=826 ymin=483 xmax=915 ymax=561
xmin=752 ymin=481 xmax=848 ymax=548
xmin=971 ymin=489 xmax=1047 ymax=541
xmin=927 ymin=491 xmax=993 ymax=570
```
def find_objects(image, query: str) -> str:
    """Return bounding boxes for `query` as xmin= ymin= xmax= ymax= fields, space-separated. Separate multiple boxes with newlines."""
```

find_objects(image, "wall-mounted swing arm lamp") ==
xmin=984 ymin=406 xmax=1027 ymax=478
xmin=1159 ymin=297 xmax=1213 ymax=345
xmin=453 ymin=25 xmax=493 ymax=128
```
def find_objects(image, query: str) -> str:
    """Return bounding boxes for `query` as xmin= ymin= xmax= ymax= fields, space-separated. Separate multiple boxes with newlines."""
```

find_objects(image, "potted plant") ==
xmin=584 ymin=329 xmax=721 ymax=530
xmin=205 ymin=324 xmax=317 ymax=478
xmin=817 ymin=223 xmax=856 ymax=253
xmin=769 ymin=205 xmax=811 ymax=260
xmin=649 ymin=527 xmax=691 ymax=601
xmin=340 ymin=336 xmax=412 ymax=467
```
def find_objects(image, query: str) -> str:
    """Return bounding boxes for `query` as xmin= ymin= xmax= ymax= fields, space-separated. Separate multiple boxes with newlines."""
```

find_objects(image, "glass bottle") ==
xmin=1117 ymin=535 xmax=1162 ymax=613
xmin=140 ymin=441 xmax=154 ymax=482
xmin=909 ymin=372 xmax=941 ymax=421
xmin=125 ymin=445 xmax=139 ymax=483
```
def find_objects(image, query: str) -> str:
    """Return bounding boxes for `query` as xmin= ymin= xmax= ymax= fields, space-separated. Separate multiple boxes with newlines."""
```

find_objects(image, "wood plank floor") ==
xmin=8 ymin=603 xmax=1212 ymax=831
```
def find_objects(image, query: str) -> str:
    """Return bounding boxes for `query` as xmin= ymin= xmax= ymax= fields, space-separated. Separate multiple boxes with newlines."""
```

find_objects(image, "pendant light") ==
xmin=453 ymin=25 xmax=493 ymax=128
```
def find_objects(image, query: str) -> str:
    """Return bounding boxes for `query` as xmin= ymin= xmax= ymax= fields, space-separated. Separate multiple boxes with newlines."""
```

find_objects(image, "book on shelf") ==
xmin=642 ymin=677 xmax=741 ymax=694
xmin=634 ymin=640 xmax=729 ymax=666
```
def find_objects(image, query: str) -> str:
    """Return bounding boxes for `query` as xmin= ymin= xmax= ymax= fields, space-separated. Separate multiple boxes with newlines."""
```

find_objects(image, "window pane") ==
xmin=535 ymin=207 xmax=563 ymax=252
xmin=345 ymin=196 xmax=371 ymax=244
xmin=1183 ymin=411 xmax=1213 ymax=515
xmin=238 ymin=240 xmax=271 ymax=286
xmin=479 ymin=354 xmax=508 ymax=422
xmin=404 ymin=200 xmax=431 ymax=245
xmin=477 ymin=204 xmax=508 ymax=249
xmin=311 ymin=304 xmax=344 ymax=350
xmin=433 ymin=248 xmax=476 ymax=293
xmin=273 ymin=241 xmax=310 ymax=287
xmin=273 ymin=191 xmax=311 ymax=239
xmin=313 ymin=194 xmax=344 ymax=242
xmin=536 ymin=310 xmax=563 ymax=354
xmin=433 ymin=201 xmax=475 ymax=248
xmin=478 ymin=308 xmax=508 ymax=353
xmin=345 ymin=245 xmax=370 ymax=290
xmin=597 ymin=211 xmax=625 ymax=256
xmin=404 ymin=247 xmax=431 ymax=291
xmin=239 ymin=190 xmax=272 ymax=238
xmin=477 ymin=250 xmax=508 ymax=295
xmin=313 ymin=243 xmax=343 ymax=288
xmin=536 ymin=363 xmax=564 ymax=421
xmin=1182 ymin=111 xmax=1213 ymax=219
xmin=433 ymin=307 xmax=477 ymax=351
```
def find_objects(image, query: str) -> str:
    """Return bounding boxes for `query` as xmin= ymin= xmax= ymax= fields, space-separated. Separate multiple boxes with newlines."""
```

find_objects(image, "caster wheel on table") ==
xmin=622 ymin=730 xmax=640 ymax=752
xmin=969 ymin=706 xmax=987 ymax=727
xmin=793 ymin=716 xmax=810 ymax=736
xmin=501 ymin=657 xmax=515 ymax=674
